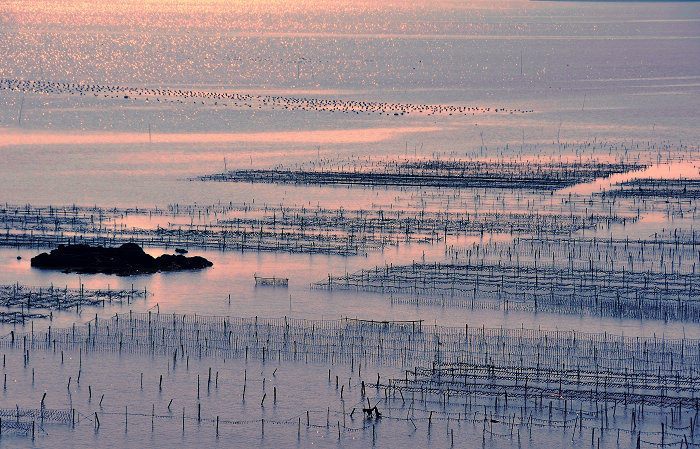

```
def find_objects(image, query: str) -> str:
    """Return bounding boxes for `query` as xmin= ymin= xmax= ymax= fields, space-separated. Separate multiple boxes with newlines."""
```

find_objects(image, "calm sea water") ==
xmin=0 ymin=1 xmax=698 ymax=446
xmin=1 ymin=0 xmax=698 ymax=330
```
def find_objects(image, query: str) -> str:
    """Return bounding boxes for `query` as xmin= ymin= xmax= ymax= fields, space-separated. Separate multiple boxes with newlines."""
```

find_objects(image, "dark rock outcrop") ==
xmin=30 ymin=243 xmax=213 ymax=275
xmin=154 ymin=254 xmax=212 ymax=271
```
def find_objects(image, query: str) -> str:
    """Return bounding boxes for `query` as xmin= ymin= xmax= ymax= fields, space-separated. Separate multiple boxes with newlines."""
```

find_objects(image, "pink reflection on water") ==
xmin=58 ymin=168 xmax=197 ymax=176
xmin=0 ymin=126 xmax=440 ymax=147
xmin=560 ymin=161 xmax=700 ymax=196
xmin=639 ymin=212 xmax=668 ymax=224
xmin=114 ymin=148 xmax=321 ymax=165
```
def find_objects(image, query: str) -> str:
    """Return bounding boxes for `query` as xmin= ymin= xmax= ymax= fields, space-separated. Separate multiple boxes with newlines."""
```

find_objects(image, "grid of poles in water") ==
xmin=0 ymin=284 xmax=148 ymax=323
xmin=197 ymin=159 xmax=646 ymax=190
xmin=312 ymin=260 xmax=700 ymax=321
xmin=462 ymin=236 xmax=700 ymax=274
xmin=2 ymin=311 xmax=698 ymax=385
xmin=606 ymin=179 xmax=700 ymax=199
xmin=1 ymin=312 xmax=699 ymax=447
xmin=0 ymin=201 xmax=634 ymax=256
xmin=0 ymin=155 xmax=697 ymax=446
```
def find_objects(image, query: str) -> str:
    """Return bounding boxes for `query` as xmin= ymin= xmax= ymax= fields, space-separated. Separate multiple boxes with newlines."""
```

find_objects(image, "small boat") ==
xmin=254 ymin=273 xmax=289 ymax=287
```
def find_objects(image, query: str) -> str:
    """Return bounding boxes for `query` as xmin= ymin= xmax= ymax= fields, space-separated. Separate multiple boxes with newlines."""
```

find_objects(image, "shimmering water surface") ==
xmin=0 ymin=0 xmax=698 ymax=447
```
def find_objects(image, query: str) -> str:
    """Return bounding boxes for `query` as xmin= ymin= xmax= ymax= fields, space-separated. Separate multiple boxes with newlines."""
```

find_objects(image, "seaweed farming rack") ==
xmin=0 ymin=202 xmax=626 ymax=256
xmin=197 ymin=159 xmax=646 ymax=190
xmin=606 ymin=178 xmax=700 ymax=199
xmin=3 ymin=311 xmax=698 ymax=399
xmin=444 ymin=234 xmax=700 ymax=279
xmin=0 ymin=407 xmax=72 ymax=437
xmin=253 ymin=274 xmax=289 ymax=287
xmin=2 ymin=311 xmax=697 ymax=372
xmin=312 ymin=262 xmax=700 ymax=322
xmin=2 ymin=311 xmax=700 ymax=446
xmin=0 ymin=284 xmax=148 ymax=323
